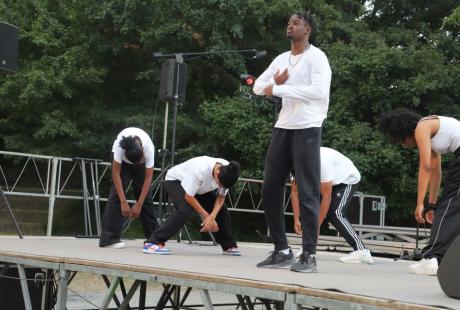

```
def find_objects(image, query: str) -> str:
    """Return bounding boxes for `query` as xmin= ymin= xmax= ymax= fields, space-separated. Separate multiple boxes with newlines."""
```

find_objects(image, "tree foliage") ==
xmin=0 ymin=0 xmax=459 ymax=224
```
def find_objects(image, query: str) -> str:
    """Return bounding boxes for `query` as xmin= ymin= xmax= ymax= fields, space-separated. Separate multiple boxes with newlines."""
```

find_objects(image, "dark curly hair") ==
xmin=219 ymin=161 xmax=241 ymax=189
xmin=119 ymin=136 xmax=143 ymax=164
xmin=378 ymin=108 xmax=423 ymax=144
xmin=292 ymin=10 xmax=316 ymax=34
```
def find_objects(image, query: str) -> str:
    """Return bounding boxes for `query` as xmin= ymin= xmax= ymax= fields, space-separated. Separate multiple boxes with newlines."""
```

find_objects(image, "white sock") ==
xmin=280 ymin=248 xmax=290 ymax=255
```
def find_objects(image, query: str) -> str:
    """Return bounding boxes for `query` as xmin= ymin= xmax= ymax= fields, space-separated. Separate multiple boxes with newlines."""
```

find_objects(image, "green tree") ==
xmin=1 ymin=0 xmax=458 ymax=226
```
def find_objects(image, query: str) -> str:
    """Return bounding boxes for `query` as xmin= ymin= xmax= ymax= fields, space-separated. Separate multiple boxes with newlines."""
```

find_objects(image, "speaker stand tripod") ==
xmin=153 ymin=53 xmax=219 ymax=246
xmin=395 ymin=223 xmax=423 ymax=261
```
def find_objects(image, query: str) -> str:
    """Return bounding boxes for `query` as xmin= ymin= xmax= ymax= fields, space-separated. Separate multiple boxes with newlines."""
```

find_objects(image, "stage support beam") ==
xmin=17 ymin=264 xmax=32 ymax=310
xmin=56 ymin=265 xmax=69 ymax=309
xmin=100 ymin=276 xmax=121 ymax=310
xmin=199 ymin=289 xmax=214 ymax=310
xmin=46 ymin=157 xmax=58 ymax=236
xmin=119 ymin=279 xmax=141 ymax=310
xmin=286 ymin=293 xmax=301 ymax=310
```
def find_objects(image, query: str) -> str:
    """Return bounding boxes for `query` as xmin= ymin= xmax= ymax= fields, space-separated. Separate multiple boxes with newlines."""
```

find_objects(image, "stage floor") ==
xmin=0 ymin=237 xmax=458 ymax=309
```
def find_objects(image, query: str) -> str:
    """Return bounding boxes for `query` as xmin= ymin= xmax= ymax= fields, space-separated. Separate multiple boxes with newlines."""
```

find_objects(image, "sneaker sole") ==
xmin=104 ymin=244 xmax=125 ymax=249
xmin=414 ymin=268 xmax=437 ymax=276
xmin=339 ymin=259 xmax=362 ymax=264
xmin=290 ymin=267 xmax=318 ymax=273
xmin=408 ymin=265 xmax=437 ymax=275
xmin=142 ymin=249 xmax=171 ymax=255
xmin=257 ymin=258 xmax=295 ymax=268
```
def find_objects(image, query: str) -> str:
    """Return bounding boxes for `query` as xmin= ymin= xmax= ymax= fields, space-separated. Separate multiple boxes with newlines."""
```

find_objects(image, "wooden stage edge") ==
xmin=0 ymin=237 xmax=458 ymax=310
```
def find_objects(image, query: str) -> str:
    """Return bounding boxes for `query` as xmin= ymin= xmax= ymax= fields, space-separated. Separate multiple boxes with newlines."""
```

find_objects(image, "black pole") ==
xmin=153 ymin=49 xmax=260 ymax=60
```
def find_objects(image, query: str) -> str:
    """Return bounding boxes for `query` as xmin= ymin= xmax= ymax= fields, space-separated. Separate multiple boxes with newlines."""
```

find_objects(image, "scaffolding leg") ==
xmin=285 ymin=293 xmax=301 ymax=310
xmin=90 ymin=160 xmax=102 ymax=235
xmin=119 ymin=280 xmax=141 ymax=310
xmin=199 ymin=289 xmax=214 ymax=310
xmin=102 ymin=275 xmax=122 ymax=307
xmin=139 ymin=281 xmax=147 ymax=310
xmin=0 ymin=187 xmax=23 ymax=238
xmin=100 ymin=276 xmax=121 ymax=310
xmin=17 ymin=264 xmax=32 ymax=310
xmin=56 ymin=265 xmax=69 ymax=310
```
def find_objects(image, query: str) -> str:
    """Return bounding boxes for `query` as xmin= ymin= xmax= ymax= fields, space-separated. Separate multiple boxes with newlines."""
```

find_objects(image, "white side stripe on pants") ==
xmin=335 ymin=184 xmax=365 ymax=250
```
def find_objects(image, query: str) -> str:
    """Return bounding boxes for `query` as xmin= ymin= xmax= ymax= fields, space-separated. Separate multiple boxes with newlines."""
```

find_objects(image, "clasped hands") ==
xmin=121 ymin=201 xmax=142 ymax=219
xmin=263 ymin=69 xmax=289 ymax=97
xmin=200 ymin=214 xmax=219 ymax=233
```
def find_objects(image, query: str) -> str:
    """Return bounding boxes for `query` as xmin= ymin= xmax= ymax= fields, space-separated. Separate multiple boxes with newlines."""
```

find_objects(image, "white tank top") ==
xmin=428 ymin=116 xmax=460 ymax=154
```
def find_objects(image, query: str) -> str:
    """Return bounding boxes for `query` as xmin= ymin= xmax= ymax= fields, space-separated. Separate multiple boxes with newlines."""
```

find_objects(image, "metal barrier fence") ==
xmin=0 ymin=150 xmax=386 ymax=237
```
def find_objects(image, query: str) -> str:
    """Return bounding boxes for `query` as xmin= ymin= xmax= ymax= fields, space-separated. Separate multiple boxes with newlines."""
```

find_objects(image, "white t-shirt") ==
xmin=321 ymin=147 xmax=360 ymax=185
xmin=253 ymin=45 xmax=332 ymax=129
xmin=165 ymin=156 xmax=229 ymax=196
xmin=112 ymin=127 xmax=155 ymax=168
xmin=429 ymin=116 xmax=460 ymax=154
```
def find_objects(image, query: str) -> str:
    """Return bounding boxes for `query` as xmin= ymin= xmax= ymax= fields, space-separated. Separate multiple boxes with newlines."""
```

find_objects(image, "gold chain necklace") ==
xmin=288 ymin=44 xmax=310 ymax=67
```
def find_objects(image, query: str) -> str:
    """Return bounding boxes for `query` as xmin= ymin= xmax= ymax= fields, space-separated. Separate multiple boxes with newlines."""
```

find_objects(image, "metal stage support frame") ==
xmin=0 ymin=253 xmax=436 ymax=310
xmin=73 ymin=157 xmax=103 ymax=237
xmin=0 ymin=185 xmax=23 ymax=238
xmin=0 ymin=150 xmax=401 ymax=242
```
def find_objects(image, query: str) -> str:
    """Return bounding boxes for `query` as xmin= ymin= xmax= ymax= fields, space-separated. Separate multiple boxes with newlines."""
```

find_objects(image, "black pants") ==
xmin=422 ymin=152 xmax=460 ymax=262
xmin=326 ymin=183 xmax=366 ymax=251
xmin=147 ymin=181 xmax=237 ymax=251
xmin=99 ymin=161 xmax=158 ymax=247
xmin=263 ymin=127 xmax=321 ymax=253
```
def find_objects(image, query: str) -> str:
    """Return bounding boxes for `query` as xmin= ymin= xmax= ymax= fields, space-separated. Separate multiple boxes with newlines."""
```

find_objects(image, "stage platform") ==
xmin=0 ymin=237 xmax=458 ymax=310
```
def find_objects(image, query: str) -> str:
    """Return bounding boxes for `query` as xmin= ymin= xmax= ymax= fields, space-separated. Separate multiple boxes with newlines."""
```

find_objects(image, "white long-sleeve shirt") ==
xmin=253 ymin=45 xmax=331 ymax=129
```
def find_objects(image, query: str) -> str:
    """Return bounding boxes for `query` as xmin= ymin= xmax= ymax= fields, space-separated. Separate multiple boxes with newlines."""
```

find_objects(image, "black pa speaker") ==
xmin=158 ymin=59 xmax=187 ymax=102
xmin=0 ymin=21 xmax=19 ymax=73
xmin=437 ymin=234 xmax=460 ymax=299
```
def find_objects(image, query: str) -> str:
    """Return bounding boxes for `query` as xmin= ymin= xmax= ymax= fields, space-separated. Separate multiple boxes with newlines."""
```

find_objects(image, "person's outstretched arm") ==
xmin=415 ymin=121 xmax=436 ymax=223
xmin=318 ymin=181 xmax=333 ymax=225
xmin=131 ymin=167 xmax=153 ymax=218
xmin=112 ymin=161 xmax=130 ymax=218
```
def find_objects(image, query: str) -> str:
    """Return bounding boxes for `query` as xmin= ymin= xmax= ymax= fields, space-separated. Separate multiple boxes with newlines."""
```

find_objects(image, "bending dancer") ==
xmin=291 ymin=147 xmax=373 ymax=264
xmin=380 ymin=108 xmax=460 ymax=275
xmin=99 ymin=127 xmax=158 ymax=249
xmin=143 ymin=156 xmax=241 ymax=256
xmin=253 ymin=11 xmax=331 ymax=272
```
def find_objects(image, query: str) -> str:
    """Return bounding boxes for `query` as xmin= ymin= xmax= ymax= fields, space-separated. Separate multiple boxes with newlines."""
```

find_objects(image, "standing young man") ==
xmin=143 ymin=156 xmax=241 ymax=256
xmin=291 ymin=147 xmax=373 ymax=264
xmin=253 ymin=11 xmax=332 ymax=272
xmin=99 ymin=127 xmax=158 ymax=249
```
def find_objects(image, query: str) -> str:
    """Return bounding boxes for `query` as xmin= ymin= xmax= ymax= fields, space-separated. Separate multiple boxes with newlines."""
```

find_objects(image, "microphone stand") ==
xmin=153 ymin=49 xmax=263 ymax=60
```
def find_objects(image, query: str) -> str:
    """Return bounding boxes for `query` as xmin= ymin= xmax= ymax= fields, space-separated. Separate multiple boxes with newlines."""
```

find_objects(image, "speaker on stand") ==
xmin=158 ymin=59 xmax=187 ymax=103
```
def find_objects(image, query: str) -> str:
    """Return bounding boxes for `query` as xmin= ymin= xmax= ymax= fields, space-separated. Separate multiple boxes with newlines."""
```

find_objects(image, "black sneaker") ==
xmin=256 ymin=248 xmax=295 ymax=268
xmin=290 ymin=252 xmax=317 ymax=273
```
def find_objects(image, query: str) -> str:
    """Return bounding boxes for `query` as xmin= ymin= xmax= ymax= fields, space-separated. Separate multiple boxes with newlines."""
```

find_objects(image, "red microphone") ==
xmin=240 ymin=74 xmax=255 ymax=87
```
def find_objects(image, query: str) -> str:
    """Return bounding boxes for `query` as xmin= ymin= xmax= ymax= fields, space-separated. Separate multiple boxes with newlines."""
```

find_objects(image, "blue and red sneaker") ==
xmin=142 ymin=243 xmax=171 ymax=255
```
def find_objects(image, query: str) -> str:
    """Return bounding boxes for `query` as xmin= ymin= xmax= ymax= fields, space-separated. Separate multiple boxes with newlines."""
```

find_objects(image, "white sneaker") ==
xmin=104 ymin=241 xmax=125 ymax=249
xmin=408 ymin=258 xmax=438 ymax=276
xmin=339 ymin=249 xmax=374 ymax=264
